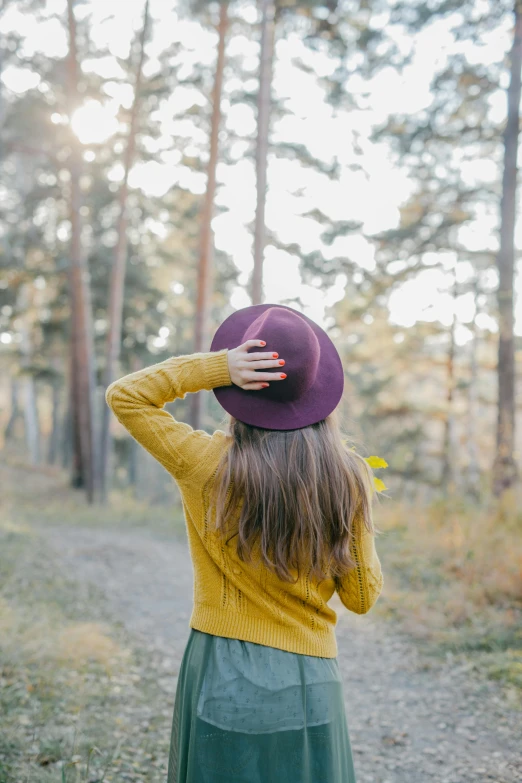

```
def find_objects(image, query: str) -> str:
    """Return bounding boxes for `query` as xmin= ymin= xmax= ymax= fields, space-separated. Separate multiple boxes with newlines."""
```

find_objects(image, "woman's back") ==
xmin=212 ymin=414 xmax=376 ymax=584
xmin=106 ymin=350 xmax=383 ymax=658
xmin=106 ymin=303 xmax=384 ymax=782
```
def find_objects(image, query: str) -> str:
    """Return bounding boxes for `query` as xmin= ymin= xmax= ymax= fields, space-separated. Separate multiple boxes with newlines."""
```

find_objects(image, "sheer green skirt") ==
xmin=167 ymin=629 xmax=357 ymax=783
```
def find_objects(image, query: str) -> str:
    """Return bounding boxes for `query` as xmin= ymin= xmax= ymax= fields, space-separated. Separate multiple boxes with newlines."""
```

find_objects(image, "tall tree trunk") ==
xmin=467 ymin=277 xmax=481 ymax=501
xmin=252 ymin=0 xmax=276 ymax=305
xmin=99 ymin=0 xmax=150 ymax=500
xmin=191 ymin=0 xmax=229 ymax=430
xmin=22 ymin=373 xmax=40 ymax=465
xmin=62 ymin=384 xmax=74 ymax=472
xmin=18 ymin=285 xmax=40 ymax=465
xmin=441 ymin=273 xmax=458 ymax=494
xmin=66 ymin=0 xmax=97 ymax=502
xmin=47 ymin=366 xmax=62 ymax=465
xmin=4 ymin=377 xmax=21 ymax=441
xmin=493 ymin=0 xmax=522 ymax=497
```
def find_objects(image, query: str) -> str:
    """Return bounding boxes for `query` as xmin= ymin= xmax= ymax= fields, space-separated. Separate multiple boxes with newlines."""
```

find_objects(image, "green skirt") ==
xmin=167 ymin=629 xmax=357 ymax=783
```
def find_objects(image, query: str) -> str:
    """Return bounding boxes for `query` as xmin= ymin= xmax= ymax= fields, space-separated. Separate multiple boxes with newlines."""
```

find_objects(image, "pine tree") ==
xmin=65 ymin=0 xmax=98 ymax=499
xmin=191 ymin=0 xmax=229 ymax=430
xmin=252 ymin=0 xmax=277 ymax=304
xmin=365 ymin=0 xmax=521 ymax=496
xmin=99 ymin=0 xmax=151 ymax=499
xmin=493 ymin=0 xmax=522 ymax=496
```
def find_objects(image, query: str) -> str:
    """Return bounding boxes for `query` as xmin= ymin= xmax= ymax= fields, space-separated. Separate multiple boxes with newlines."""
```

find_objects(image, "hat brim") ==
xmin=210 ymin=304 xmax=344 ymax=431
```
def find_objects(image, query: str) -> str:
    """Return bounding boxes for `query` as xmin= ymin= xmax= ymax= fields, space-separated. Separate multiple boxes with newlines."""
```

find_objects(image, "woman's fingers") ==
xmin=244 ymin=351 xmax=278 ymax=361
xmin=236 ymin=369 xmax=286 ymax=389
xmin=235 ymin=369 xmax=287 ymax=390
xmin=242 ymin=339 xmax=267 ymax=350
xmin=243 ymin=370 xmax=286 ymax=383
xmin=230 ymin=340 xmax=287 ymax=390
xmin=242 ymin=382 xmax=269 ymax=391
xmin=242 ymin=359 xmax=283 ymax=370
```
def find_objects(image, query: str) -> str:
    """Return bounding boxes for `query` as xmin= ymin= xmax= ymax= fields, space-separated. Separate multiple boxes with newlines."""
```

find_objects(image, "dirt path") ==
xmin=46 ymin=525 xmax=521 ymax=783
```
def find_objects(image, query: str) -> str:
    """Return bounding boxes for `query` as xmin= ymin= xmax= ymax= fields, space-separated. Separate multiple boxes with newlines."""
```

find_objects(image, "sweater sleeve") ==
xmin=335 ymin=515 xmax=384 ymax=615
xmin=105 ymin=350 xmax=232 ymax=482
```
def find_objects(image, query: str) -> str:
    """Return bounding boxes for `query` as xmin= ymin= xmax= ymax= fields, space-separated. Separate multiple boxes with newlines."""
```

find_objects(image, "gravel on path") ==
xmin=46 ymin=525 xmax=521 ymax=783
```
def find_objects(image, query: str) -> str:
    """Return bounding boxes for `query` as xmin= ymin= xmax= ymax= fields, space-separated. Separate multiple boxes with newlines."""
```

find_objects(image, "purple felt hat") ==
xmin=210 ymin=303 xmax=344 ymax=431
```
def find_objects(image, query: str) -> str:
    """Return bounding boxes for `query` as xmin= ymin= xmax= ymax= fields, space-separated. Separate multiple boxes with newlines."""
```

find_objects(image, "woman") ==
xmin=106 ymin=303 xmax=384 ymax=783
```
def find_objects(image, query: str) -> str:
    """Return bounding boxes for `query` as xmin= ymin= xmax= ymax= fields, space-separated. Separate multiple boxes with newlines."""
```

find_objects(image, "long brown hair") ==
xmin=211 ymin=413 xmax=376 ymax=583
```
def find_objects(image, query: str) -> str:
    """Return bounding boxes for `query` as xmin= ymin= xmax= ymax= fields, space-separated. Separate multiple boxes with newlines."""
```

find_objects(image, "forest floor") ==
xmin=1 ymin=462 xmax=521 ymax=783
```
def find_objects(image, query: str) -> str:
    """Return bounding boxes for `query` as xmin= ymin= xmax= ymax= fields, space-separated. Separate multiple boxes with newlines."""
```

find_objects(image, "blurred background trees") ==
xmin=1 ymin=0 xmax=521 ymax=507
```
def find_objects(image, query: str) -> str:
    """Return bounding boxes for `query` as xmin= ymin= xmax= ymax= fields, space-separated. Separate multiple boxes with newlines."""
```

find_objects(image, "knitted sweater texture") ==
xmin=106 ymin=350 xmax=384 ymax=658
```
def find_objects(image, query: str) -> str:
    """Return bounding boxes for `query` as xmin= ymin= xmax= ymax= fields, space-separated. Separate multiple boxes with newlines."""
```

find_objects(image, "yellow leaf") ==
xmin=373 ymin=477 xmax=388 ymax=493
xmin=365 ymin=456 xmax=388 ymax=469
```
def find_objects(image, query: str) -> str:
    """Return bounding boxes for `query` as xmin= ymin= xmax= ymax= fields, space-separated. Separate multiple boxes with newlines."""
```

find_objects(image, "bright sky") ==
xmin=1 ymin=0 xmax=521 ymax=345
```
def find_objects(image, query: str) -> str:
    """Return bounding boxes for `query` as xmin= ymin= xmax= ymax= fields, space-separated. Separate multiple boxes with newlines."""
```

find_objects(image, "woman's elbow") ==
xmin=362 ymin=572 xmax=384 ymax=614
xmin=350 ymin=596 xmax=378 ymax=615
xmin=105 ymin=381 xmax=123 ymax=413
xmin=341 ymin=572 xmax=384 ymax=615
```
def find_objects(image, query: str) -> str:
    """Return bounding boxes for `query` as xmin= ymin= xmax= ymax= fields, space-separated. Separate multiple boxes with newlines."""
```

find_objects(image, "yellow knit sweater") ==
xmin=106 ymin=350 xmax=384 ymax=658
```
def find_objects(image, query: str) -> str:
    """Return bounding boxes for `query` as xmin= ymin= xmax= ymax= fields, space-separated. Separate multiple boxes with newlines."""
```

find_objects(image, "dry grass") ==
xmin=1 ymin=458 xmax=186 ymax=537
xmin=0 ymin=524 xmax=174 ymax=783
xmin=373 ymin=495 xmax=522 ymax=691
xmin=54 ymin=623 xmax=126 ymax=668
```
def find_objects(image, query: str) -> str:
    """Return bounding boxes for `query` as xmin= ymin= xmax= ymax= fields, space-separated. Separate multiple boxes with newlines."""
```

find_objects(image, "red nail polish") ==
xmin=279 ymin=360 xmax=285 ymax=366
xmin=260 ymin=341 xmax=266 ymax=346
xmin=262 ymin=383 xmax=269 ymax=388
xmin=273 ymin=353 xmax=279 ymax=359
xmin=280 ymin=373 xmax=287 ymax=379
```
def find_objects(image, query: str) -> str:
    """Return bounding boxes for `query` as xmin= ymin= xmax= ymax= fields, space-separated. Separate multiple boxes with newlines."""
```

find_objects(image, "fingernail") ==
xmin=279 ymin=360 xmax=285 ymax=366
xmin=260 ymin=341 xmax=266 ymax=346
xmin=273 ymin=353 xmax=279 ymax=359
xmin=280 ymin=373 xmax=287 ymax=379
xmin=262 ymin=383 xmax=269 ymax=388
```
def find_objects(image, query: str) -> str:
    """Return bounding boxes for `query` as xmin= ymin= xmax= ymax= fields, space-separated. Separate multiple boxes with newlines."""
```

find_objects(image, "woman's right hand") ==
xmin=227 ymin=340 xmax=287 ymax=391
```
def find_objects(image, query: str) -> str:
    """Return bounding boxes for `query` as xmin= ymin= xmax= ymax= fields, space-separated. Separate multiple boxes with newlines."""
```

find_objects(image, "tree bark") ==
xmin=4 ymin=377 xmax=21 ymax=441
xmin=441 ymin=273 xmax=458 ymax=494
xmin=191 ymin=0 xmax=229 ymax=430
xmin=62 ymin=384 xmax=74 ymax=472
xmin=99 ymin=0 xmax=150 ymax=500
xmin=14 ymin=282 xmax=40 ymax=465
xmin=252 ymin=0 xmax=276 ymax=305
xmin=467 ymin=277 xmax=481 ymax=501
xmin=66 ymin=0 xmax=98 ymax=502
xmin=48 ymin=373 xmax=62 ymax=465
xmin=22 ymin=373 xmax=40 ymax=466
xmin=492 ymin=0 xmax=522 ymax=496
